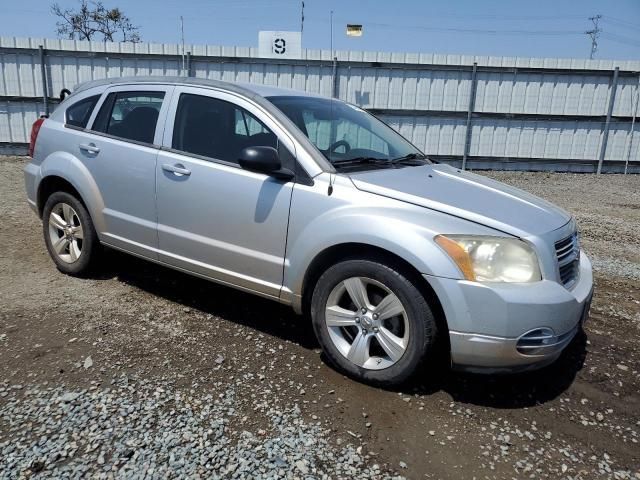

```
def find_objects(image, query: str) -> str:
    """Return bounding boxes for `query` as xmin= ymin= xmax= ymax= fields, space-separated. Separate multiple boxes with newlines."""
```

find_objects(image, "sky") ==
xmin=2 ymin=0 xmax=640 ymax=60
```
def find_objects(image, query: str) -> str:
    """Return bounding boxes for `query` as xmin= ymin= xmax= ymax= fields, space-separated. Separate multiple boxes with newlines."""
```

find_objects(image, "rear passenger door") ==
xmin=84 ymin=85 xmax=174 ymax=258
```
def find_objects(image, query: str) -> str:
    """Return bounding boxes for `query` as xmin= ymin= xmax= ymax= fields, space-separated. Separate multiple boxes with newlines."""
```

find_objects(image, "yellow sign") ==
xmin=346 ymin=24 xmax=363 ymax=37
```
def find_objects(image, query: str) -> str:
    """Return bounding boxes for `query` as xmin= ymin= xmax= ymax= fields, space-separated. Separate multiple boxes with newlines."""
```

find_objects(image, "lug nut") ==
xmin=372 ymin=313 xmax=379 ymax=320
xmin=361 ymin=308 xmax=367 ymax=314
xmin=373 ymin=327 xmax=379 ymax=333
xmin=355 ymin=317 xmax=360 ymax=323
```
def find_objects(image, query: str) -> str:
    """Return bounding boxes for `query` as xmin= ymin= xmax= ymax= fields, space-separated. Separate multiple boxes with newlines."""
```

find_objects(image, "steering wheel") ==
xmin=329 ymin=140 xmax=351 ymax=155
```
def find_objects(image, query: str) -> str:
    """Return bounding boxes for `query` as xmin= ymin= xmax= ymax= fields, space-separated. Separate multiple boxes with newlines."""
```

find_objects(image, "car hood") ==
xmin=348 ymin=164 xmax=571 ymax=236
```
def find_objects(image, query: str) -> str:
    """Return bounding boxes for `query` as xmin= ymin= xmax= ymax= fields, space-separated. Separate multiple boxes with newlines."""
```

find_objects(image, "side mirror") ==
xmin=238 ymin=146 xmax=294 ymax=180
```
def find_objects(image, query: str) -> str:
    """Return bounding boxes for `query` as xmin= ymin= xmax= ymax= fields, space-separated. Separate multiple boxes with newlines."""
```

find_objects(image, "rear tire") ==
xmin=311 ymin=258 xmax=437 ymax=387
xmin=42 ymin=191 xmax=99 ymax=276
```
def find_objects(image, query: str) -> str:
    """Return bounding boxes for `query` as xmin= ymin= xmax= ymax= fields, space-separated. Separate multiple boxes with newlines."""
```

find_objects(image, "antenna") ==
xmin=301 ymin=1 xmax=305 ymax=37
xmin=586 ymin=14 xmax=602 ymax=60
xmin=180 ymin=16 xmax=186 ymax=75
xmin=328 ymin=9 xmax=337 ymax=195
xmin=330 ymin=10 xmax=334 ymax=58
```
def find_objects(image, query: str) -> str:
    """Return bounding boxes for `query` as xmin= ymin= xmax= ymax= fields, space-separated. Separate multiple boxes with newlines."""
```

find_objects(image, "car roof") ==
xmin=69 ymin=75 xmax=336 ymax=176
xmin=73 ymin=75 xmax=323 ymax=100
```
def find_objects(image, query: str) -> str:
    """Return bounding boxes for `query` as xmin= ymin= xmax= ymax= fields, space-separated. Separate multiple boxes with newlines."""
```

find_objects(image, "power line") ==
xmin=602 ymin=32 xmax=640 ymax=48
xmin=367 ymin=13 xmax=586 ymax=21
xmin=585 ymin=15 xmax=602 ymax=60
xmin=601 ymin=15 xmax=640 ymax=31
xmin=342 ymin=21 xmax=584 ymax=37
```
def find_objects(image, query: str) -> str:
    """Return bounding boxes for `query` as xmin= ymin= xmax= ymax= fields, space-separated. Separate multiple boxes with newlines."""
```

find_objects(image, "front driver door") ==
xmin=155 ymin=86 xmax=296 ymax=299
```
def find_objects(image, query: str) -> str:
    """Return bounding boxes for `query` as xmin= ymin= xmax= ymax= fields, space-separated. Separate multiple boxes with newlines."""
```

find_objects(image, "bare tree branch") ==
xmin=51 ymin=0 xmax=140 ymax=42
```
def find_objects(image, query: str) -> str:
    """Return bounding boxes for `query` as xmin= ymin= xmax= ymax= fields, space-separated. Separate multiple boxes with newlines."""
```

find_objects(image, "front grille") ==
xmin=555 ymin=233 xmax=579 ymax=288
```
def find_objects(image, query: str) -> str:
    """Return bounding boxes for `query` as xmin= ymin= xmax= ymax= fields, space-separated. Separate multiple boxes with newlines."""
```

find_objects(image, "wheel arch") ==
xmin=35 ymin=152 xmax=106 ymax=232
xmin=37 ymin=175 xmax=86 ymax=217
xmin=300 ymin=242 xmax=450 ymax=353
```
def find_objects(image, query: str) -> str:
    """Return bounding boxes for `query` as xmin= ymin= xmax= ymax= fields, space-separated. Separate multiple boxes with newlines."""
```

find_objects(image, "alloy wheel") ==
xmin=48 ymin=202 xmax=84 ymax=264
xmin=324 ymin=276 xmax=409 ymax=370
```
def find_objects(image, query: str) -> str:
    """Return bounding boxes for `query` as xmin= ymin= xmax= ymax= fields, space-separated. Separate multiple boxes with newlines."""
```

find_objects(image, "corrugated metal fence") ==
xmin=1 ymin=36 xmax=639 ymax=172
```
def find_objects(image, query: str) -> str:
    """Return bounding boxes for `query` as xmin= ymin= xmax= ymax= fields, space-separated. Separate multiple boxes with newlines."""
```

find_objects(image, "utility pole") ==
xmin=180 ymin=16 xmax=186 ymax=75
xmin=586 ymin=14 xmax=602 ymax=60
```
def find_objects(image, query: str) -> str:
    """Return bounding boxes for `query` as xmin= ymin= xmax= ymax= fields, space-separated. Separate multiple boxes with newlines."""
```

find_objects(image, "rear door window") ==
xmin=65 ymin=95 xmax=101 ymax=128
xmin=92 ymin=91 xmax=165 ymax=144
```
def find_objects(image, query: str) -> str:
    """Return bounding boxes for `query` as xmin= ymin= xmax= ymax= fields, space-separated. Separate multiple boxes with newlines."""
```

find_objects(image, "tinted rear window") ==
xmin=65 ymin=95 xmax=101 ymax=128
xmin=92 ymin=91 xmax=165 ymax=144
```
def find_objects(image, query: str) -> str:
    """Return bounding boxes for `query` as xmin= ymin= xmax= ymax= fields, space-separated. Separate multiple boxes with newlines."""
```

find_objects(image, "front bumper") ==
xmin=425 ymin=251 xmax=593 ymax=373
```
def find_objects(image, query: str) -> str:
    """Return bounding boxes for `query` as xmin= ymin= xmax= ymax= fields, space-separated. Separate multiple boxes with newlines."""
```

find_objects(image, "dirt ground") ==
xmin=1 ymin=155 xmax=639 ymax=479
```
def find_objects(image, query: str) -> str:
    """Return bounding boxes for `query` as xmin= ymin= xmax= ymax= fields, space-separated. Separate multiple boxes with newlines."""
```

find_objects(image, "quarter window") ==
xmin=172 ymin=93 xmax=277 ymax=164
xmin=92 ymin=91 xmax=165 ymax=144
xmin=65 ymin=95 xmax=100 ymax=128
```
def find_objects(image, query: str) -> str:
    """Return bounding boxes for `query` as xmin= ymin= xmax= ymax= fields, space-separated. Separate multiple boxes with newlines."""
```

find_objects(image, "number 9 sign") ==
xmin=259 ymin=31 xmax=301 ymax=58
xmin=273 ymin=38 xmax=286 ymax=55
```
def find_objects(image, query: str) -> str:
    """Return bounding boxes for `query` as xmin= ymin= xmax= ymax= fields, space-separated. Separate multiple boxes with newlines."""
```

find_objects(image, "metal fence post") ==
xmin=461 ymin=62 xmax=478 ymax=170
xmin=186 ymin=51 xmax=192 ymax=77
xmin=624 ymin=74 xmax=640 ymax=175
xmin=597 ymin=66 xmax=619 ymax=174
xmin=38 ymin=45 xmax=50 ymax=116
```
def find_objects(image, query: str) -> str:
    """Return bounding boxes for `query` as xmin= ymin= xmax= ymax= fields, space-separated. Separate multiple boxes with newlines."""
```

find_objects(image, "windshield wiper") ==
xmin=389 ymin=153 xmax=430 ymax=165
xmin=332 ymin=154 xmax=430 ymax=169
xmin=331 ymin=157 xmax=389 ymax=166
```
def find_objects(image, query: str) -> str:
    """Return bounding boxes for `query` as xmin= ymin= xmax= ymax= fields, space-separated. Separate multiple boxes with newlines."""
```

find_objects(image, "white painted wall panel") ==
xmin=0 ymin=101 xmax=42 ymax=143
xmin=473 ymin=72 xmax=628 ymax=116
xmin=1 ymin=36 xmax=639 ymax=167
xmin=467 ymin=119 xmax=609 ymax=160
xmin=381 ymin=116 xmax=466 ymax=156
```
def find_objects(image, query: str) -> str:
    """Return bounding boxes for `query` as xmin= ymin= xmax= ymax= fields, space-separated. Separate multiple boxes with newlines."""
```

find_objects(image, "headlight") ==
xmin=435 ymin=235 xmax=541 ymax=283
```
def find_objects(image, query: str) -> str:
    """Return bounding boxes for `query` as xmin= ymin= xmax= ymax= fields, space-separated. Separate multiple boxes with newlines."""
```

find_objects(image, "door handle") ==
xmin=162 ymin=163 xmax=191 ymax=176
xmin=79 ymin=143 xmax=100 ymax=154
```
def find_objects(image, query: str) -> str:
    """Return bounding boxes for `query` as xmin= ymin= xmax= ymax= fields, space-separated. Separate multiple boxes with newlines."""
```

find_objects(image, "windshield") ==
xmin=267 ymin=95 xmax=429 ymax=169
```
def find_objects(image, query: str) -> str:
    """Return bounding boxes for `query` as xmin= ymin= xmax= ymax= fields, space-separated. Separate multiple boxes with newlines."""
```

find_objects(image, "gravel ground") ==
xmin=1 ymin=156 xmax=639 ymax=479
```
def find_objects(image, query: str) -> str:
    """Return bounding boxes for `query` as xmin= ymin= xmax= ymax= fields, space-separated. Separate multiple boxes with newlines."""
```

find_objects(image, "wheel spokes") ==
xmin=346 ymin=330 xmax=371 ymax=367
xmin=71 ymin=225 xmax=84 ymax=240
xmin=374 ymin=293 xmax=404 ymax=320
xmin=52 ymin=236 xmax=69 ymax=254
xmin=376 ymin=327 xmax=406 ymax=362
xmin=343 ymin=277 xmax=370 ymax=310
xmin=69 ymin=240 xmax=81 ymax=262
xmin=48 ymin=203 xmax=83 ymax=263
xmin=325 ymin=305 xmax=358 ymax=327
xmin=325 ymin=275 xmax=410 ymax=370
xmin=62 ymin=203 xmax=74 ymax=223
xmin=49 ymin=212 xmax=67 ymax=230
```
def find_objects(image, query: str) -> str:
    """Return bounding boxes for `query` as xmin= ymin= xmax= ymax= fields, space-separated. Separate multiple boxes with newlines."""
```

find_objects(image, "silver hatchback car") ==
xmin=24 ymin=76 xmax=593 ymax=386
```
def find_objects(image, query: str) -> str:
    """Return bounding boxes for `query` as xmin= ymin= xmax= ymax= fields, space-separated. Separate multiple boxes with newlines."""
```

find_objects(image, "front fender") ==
xmin=282 ymin=174 xmax=500 ymax=306
xmin=37 ymin=151 xmax=106 ymax=233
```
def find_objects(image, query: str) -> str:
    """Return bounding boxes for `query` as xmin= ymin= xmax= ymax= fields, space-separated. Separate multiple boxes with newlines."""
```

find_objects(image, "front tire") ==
xmin=311 ymin=259 xmax=437 ymax=387
xmin=42 ymin=191 xmax=99 ymax=276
